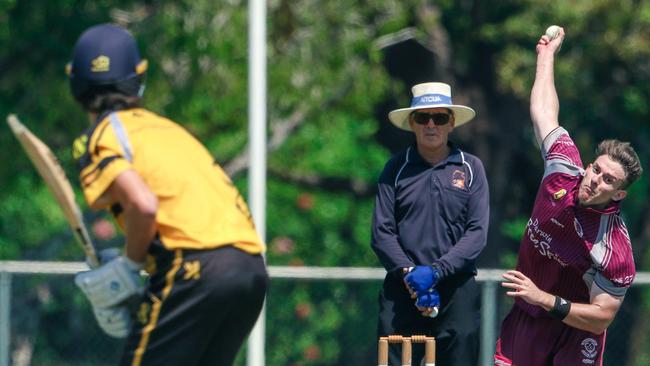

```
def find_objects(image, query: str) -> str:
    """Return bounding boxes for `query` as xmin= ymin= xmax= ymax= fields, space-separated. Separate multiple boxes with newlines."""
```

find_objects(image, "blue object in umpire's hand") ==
xmin=415 ymin=289 xmax=440 ymax=309
xmin=405 ymin=265 xmax=440 ymax=295
xmin=416 ymin=289 xmax=440 ymax=318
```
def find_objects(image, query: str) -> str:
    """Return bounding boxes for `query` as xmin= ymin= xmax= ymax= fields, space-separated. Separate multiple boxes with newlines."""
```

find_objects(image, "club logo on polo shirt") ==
xmin=574 ymin=218 xmax=584 ymax=238
xmin=553 ymin=188 xmax=567 ymax=200
xmin=580 ymin=337 xmax=598 ymax=363
xmin=451 ymin=170 xmax=465 ymax=189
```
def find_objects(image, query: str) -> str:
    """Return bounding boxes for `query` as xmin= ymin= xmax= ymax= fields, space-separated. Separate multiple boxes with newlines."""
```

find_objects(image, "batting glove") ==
xmin=75 ymin=256 xmax=144 ymax=309
xmin=93 ymin=305 xmax=132 ymax=338
xmin=404 ymin=265 xmax=441 ymax=296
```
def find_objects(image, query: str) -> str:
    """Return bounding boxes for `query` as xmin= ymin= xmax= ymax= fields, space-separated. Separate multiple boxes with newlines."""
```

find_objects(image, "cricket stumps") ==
xmin=378 ymin=335 xmax=435 ymax=366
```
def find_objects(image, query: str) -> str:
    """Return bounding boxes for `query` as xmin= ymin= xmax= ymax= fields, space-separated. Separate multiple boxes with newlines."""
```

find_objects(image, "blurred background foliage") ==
xmin=1 ymin=0 xmax=649 ymax=365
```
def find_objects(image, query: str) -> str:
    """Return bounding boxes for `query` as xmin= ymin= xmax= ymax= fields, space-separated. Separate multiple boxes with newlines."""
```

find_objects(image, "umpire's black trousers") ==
xmin=377 ymin=271 xmax=480 ymax=366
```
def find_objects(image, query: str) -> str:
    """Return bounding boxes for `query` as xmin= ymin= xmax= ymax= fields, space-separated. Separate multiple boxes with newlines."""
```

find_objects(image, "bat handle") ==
xmin=74 ymin=227 xmax=100 ymax=268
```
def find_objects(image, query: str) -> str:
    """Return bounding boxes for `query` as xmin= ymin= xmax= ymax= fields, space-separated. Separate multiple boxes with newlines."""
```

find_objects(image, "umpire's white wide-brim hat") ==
xmin=388 ymin=82 xmax=476 ymax=131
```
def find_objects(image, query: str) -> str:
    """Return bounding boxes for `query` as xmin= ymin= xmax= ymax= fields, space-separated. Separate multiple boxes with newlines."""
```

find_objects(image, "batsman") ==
xmin=67 ymin=24 xmax=268 ymax=365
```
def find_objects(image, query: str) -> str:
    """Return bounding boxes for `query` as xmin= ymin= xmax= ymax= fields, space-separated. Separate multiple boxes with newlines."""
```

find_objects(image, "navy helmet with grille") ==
xmin=66 ymin=24 xmax=148 ymax=102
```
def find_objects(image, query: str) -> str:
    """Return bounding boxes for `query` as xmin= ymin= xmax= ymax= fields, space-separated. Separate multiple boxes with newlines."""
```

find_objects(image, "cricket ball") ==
xmin=546 ymin=25 xmax=561 ymax=40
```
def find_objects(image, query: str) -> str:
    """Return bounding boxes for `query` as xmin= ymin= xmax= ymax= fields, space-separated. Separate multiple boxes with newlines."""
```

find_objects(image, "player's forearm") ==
xmin=537 ymin=293 xmax=615 ymax=334
xmin=371 ymin=238 xmax=415 ymax=272
xmin=123 ymin=200 xmax=158 ymax=263
xmin=503 ymin=270 xmax=620 ymax=335
xmin=107 ymin=170 xmax=159 ymax=263
xmin=530 ymin=52 xmax=560 ymax=146
xmin=371 ymin=187 xmax=415 ymax=272
xmin=434 ymin=226 xmax=487 ymax=279
xmin=560 ymin=303 xmax=614 ymax=335
xmin=435 ymin=185 xmax=489 ymax=279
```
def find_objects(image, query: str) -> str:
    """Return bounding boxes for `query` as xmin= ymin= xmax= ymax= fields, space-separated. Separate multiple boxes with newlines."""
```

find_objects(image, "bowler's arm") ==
xmin=530 ymin=27 xmax=565 ymax=146
xmin=558 ymin=285 xmax=623 ymax=335
xmin=502 ymin=270 xmax=622 ymax=335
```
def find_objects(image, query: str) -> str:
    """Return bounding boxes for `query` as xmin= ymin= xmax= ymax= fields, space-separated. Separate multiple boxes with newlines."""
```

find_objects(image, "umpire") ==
xmin=371 ymin=82 xmax=489 ymax=365
xmin=68 ymin=24 xmax=268 ymax=366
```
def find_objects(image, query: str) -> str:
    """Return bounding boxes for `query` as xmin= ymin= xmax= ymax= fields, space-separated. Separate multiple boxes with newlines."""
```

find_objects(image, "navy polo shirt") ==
xmin=371 ymin=143 xmax=489 ymax=281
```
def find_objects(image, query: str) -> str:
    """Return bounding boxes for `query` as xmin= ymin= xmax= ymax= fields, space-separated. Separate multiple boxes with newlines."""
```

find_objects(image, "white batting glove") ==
xmin=75 ymin=256 xmax=144 ymax=309
xmin=93 ymin=305 xmax=132 ymax=338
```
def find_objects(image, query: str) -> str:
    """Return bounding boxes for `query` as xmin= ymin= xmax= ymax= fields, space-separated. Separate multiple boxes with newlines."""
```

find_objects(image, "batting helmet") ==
xmin=66 ymin=24 xmax=148 ymax=102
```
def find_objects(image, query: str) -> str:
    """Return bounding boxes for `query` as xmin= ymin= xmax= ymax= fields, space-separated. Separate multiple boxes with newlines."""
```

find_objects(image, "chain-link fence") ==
xmin=2 ymin=263 xmax=649 ymax=365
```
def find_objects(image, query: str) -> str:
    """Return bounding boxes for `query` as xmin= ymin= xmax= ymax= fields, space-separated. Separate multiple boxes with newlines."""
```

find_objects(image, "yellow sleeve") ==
xmin=78 ymin=123 xmax=132 ymax=208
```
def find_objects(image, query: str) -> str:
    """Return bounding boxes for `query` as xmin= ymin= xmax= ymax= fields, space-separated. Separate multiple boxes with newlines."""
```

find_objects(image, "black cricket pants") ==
xmin=120 ymin=245 xmax=268 ymax=366
xmin=377 ymin=272 xmax=480 ymax=366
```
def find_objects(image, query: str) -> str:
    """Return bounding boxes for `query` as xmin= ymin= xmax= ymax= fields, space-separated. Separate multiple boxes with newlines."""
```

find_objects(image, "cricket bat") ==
xmin=7 ymin=114 xmax=99 ymax=268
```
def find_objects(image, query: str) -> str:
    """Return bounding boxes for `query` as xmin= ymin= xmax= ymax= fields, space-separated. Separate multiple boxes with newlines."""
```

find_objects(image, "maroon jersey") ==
xmin=516 ymin=127 xmax=635 ymax=318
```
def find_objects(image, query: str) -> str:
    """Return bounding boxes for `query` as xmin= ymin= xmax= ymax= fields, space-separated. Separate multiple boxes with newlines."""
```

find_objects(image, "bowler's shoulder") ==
xmin=603 ymin=214 xmax=636 ymax=287
xmin=542 ymin=127 xmax=578 ymax=155
xmin=609 ymin=214 xmax=633 ymax=249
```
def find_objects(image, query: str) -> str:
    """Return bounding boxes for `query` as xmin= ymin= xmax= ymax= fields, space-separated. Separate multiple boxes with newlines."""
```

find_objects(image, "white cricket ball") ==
xmin=546 ymin=25 xmax=561 ymax=40
xmin=426 ymin=306 xmax=439 ymax=318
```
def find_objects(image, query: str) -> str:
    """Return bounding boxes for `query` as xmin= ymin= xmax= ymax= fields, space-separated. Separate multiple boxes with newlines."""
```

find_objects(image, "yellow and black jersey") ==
xmin=72 ymin=108 xmax=264 ymax=255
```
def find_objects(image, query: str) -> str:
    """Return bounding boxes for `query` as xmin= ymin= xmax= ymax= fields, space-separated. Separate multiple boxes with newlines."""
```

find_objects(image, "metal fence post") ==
xmin=480 ymin=280 xmax=497 ymax=366
xmin=246 ymin=0 xmax=268 ymax=364
xmin=0 ymin=271 xmax=11 ymax=366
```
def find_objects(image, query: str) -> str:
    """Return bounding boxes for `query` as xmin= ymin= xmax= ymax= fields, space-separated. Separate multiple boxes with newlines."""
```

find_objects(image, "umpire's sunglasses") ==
xmin=411 ymin=112 xmax=452 ymax=126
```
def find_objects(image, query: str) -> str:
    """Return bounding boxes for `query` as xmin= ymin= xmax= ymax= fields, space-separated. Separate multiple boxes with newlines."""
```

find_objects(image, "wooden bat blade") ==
xmin=7 ymin=114 xmax=99 ymax=268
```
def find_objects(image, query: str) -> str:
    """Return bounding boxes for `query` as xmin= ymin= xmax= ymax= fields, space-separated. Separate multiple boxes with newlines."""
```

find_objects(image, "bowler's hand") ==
xmin=536 ymin=26 xmax=564 ymax=55
xmin=501 ymin=270 xmax=553 ymax=308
